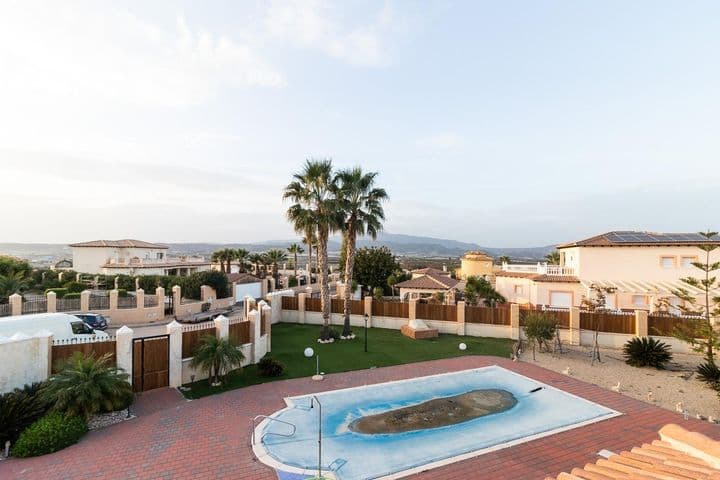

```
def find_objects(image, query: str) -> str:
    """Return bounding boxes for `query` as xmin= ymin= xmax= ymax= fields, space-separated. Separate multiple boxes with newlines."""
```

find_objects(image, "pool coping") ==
xmin=252 ymin=364 xmax=622 ymax=480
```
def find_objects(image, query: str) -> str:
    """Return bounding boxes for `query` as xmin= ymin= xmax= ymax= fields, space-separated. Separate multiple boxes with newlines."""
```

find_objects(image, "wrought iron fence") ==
xmin=57 ymin=298 xmax=81 ymax=312
xmin=22 ymin=298 xmax=48 ymax=314
xmin=117 ymin=296 xmax=137 ymax=309
xmin=0 ymin=303 xmax=11 ymax=317
xmin=89 ymin=294 xmax=110 ymax=310
xmin=144 ymin=295 xmax=159 ymax=308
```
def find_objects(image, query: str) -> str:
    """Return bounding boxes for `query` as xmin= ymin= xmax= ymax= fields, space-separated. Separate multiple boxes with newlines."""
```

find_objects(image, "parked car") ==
xmin=72 ymin=313 xmax=109 ymax=330
xmin=0 ymin=313 xmax=111 ymax=342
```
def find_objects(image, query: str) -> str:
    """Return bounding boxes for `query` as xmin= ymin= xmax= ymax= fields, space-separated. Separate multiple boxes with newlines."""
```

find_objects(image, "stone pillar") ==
xmin=115 ymin=326 xmax=134 ymax=382
xmin=336 ymin=282 xmax=346 ymax=300
xmin=569 ymin=306 xmax=581 ymax=345
xmin=134 ymin=277 xmax=140 ymax=291
xmin=34 ymin=330 xmax=53 ymax=378
xmin=262 ymin=305 xmax=272 ymax=352
xmin=9 ymin=293 xmax=21 ymax=316
xmin=200 ymin=285 xmax=214 ymax=304
xmin=166 ymin=321 xmax=183 ymax=387
xmin=155 ymin=287 xmax=165 ymax=318
xmin=172 ymin=285 xmax=182 ymax=317
xmin=635 ymin=309 xmax=648 ymax=337
xmin=80 ymin=290 xmax=91 ymax=312
xmin=136 ymin=288 xmax=144 ymax=309
xmin=214 ymin=314 xmax=229 ymax=339
xmin=298 ymin=292 xmax=307 ymax=324
xmin=110 ymin=289 xmax=119 ymax=311
xmin=46 ymin=291 xmax=57 ymax=313
xmin=76 ymin=273 xmax=81 ymax=282
xmin=409 ymin=298 xmax=418 ymax=321
xmin=248 ymin=309 xmax=262 ymax=363
xmin=270 ymin=293 xmax=282 ymax=324
xmin=510 ymin=303 xmax=520 ymax=340
xmin=245 ymin=297 xmax=256 ymax=320
xmin=114 ymin=276 xmax=119 ymax=289
xmin=457 ymin=301 xmax=466 ymax=336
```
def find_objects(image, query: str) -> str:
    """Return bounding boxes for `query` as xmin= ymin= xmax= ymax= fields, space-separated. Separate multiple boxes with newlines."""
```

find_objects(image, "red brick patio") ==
xmin=1 ymin=356 xmax=718 ymax=479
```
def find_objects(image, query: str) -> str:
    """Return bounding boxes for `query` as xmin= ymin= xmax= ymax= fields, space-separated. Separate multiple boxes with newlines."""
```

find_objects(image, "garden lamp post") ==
xmin=364 ymin=314 xmax=368 ymax=353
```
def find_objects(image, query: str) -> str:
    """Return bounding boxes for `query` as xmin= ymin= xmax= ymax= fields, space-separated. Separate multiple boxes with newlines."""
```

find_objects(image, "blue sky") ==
xmin=1 ymin=1 xmax=718 ymax=246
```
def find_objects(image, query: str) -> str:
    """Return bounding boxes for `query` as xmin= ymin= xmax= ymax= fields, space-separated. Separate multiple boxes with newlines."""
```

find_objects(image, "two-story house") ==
xmin=495 ymin=231 xmax=720 ymax=312
xmin=70 ymin=239 xmax=211 ymax=276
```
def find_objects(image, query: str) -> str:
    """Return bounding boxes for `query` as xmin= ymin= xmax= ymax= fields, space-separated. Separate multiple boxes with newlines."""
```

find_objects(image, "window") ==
xmin=660 ymin=256 xmax=676 ymax=269
xmin=70 ymin=322 xmax=93 ymax=334
xmin=605 ymin=294 xmax=616 ymax=310
xmin=632 ymin=295 xmax=647 ymax=307
xmin=681 ymin=256 xmax=696 ymax=269
xmin=157 ymin=252 xmax=164 ymax=260
xmin=514 ymin=285 xmax=523 ymax=294
xmin=550 ymin=291 xmax=572 ymax=308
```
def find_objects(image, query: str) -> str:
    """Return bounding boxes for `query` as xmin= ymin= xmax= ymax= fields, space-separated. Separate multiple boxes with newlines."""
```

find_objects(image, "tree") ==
xmin=581 ymin=284 xmax=617 ymax=312
xmin=248 ymin=253 xmax=264 ymax=277
xmin=284 ymin=159 xmax=342 ymax=340
xmin=287 ymin=243 xmax=304 ymax=279
xmin=302 ymin=229 xmax=317 ymax=281
xmin=352 ymin=246 xmax=400 ymax=295
xmin=41 ymin=353 xmax=133 ymax=420
xmin=497 ymin=255 xmax=510 ymax=265
xmin=0 ymin=270 xmax=31 ymax=302
xmin=335 ymin=167 xmax=388 ymax=338
xmin=387 ymin=274 xmax=398 ymax=297
xmin=235 ymin=248 xmax=250 ymax=273
xmin=265 ymin=249 xmax=288 ymax=287
xmin=545 ymin=250 xmax=560 ymax=265
xmin=464 ymin=275 xmax=506 ymax=306
xmin=189 ymin=335 xmax=244 ymax=386
xmin=211 ymin=248 xmax=234 ymax=273
xmin=667 ymin=231 xmax=720 ymax=367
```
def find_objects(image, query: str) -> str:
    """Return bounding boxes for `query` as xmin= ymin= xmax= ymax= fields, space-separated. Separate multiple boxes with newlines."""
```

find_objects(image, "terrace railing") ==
xmin=22 ymin=298 xmax=48 ymax=314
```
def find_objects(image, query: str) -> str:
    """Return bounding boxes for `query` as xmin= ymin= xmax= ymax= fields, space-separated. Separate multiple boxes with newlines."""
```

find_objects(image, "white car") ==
xmin=0 ymin=313 xmax=111 ymax=342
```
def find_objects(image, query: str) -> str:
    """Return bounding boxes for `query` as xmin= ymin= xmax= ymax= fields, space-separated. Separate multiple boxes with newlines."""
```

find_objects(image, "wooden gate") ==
xmin=132 ymin=335 xmax=170 ymax=392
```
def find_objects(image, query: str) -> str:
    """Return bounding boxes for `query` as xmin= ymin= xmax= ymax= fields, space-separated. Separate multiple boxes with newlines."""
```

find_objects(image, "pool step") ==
xmin=328 ymin=458 xmax=347 ymax=472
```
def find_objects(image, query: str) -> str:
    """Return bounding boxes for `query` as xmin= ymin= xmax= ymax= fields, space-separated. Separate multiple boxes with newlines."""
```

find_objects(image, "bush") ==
xmin=288 ymin=276 xmax=298 ymax=287
xmin=12 ymin=412 xmax=87 ymax=457
xmin=623 ymin=337 xmax=673 ymax=369
xmin=523 ymin=312 xmax=557 ymax=354
xmin=258 ymin=357 xmax=285 ymax=377
xmin=63 ymin=292 xmax=81 ymax=300
xmin=0 ymin=383 xmax=51 ymax=445
xmin=44 ymin=288 xmax=68 ymax=298
xmin=697 ymin=361 xmax=720 ymax=387
xmin=63 ymin=281 xmax=86 ymax=294
xmin=117 ymin=289 xmax=128 ymax=297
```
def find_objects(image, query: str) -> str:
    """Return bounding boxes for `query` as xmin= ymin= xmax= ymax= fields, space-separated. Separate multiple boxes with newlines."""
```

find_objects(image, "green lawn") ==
xmin=181 ymin=323 xmax=512 ymax=399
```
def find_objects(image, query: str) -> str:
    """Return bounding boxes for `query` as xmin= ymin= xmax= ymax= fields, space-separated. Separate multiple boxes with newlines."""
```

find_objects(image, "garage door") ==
xmin=549 ymin=292 xmax=572 ymax=308
xmin=235 ymin=282 xmax=262 ymax=302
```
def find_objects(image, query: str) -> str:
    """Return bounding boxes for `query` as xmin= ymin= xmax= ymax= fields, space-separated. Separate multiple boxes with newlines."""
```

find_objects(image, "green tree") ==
xmin=302 ymin=229 xmax=317 ymax=280
xmin=211 ymin=248 xmax=235 ymax=273
xmin=284 ymin=159 xmax=342 ymax=340
xmin=41 ymin=353 xmax=133 ymax=420
xmin=352 ymin=246 xmax=400 ymax=295
xmin=387 ymin=274 xmax=398 ymax=297
xmin=235 ymin=248 xmax=250 ymax=273
xmin=335 ymin=167 xmax=388 ymax=337
xmin=464 ymin=275 xmax=506 ymax=307
xmin=265 ymin=249 xmax=288 ymax=287
xmin=287 ymin=243 xmax=304 ymax=279
xmin=190 ymin=335 xmax=245 ymax=385
xmin=545 ymin=250 xmax=560 ymax=265
xmin=0 ymin=270 xmax=31 ymax=302
xmin=497 ymin=255 xmax=510 ymax=265
xmin=248 ymin=253 xmax=264 ymax=277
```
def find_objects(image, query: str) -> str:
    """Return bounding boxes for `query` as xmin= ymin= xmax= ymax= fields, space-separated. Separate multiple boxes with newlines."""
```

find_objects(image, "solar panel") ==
xmin=603 ymin=231 xmax=720 ymax=244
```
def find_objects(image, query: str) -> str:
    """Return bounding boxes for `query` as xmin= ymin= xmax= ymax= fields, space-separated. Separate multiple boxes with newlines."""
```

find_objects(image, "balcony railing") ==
xmin=501 ymin=262 xmax=575 ymax=276
xmin=104 ymin=256 xmax=208 ymax=267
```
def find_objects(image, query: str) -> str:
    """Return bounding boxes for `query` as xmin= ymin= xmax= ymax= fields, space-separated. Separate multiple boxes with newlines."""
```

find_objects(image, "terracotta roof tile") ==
xmin=396 ymin=273 xmax=459 ymax=290
xmin=495 ymin=271 xmax=580 ymax=283
xmin=227 ymin=273 xmax=261 ymax=284
xmin=70 ymin=239 xmax=168 ymax=249
xmin=411 ymin=267 xmax=450 ymax=276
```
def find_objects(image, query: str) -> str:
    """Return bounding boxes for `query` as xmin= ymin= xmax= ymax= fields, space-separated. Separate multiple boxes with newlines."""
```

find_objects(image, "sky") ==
xmin=1 ymin=0 xmax=719 ymax=247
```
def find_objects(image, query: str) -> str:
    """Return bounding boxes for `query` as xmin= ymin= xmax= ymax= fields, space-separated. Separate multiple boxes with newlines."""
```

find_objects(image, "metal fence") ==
xmin=89 ymin=294 xmax=110 ymax=310
xmin=118 ymin=296 xmax=137 ymax=309
xmin=22 ymin=298 xmax=48 ymax=314
xmin=144 ymin=295 xmax=159 ymax=308
xmin=57 ymin=297 xmax=81 ymax=312
xmin=0 ymin=303 xmax=11 ymax=317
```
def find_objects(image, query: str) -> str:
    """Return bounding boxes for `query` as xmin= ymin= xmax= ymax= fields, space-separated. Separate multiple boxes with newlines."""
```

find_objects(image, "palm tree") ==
xmin=0 ymin=270 xmax=31 ymax=302
xmin=464 ymin=275 xmax=506 ymax=307
xmin=41 ymin=352 xmax=133 ymax=420
xmin=287 ymin=243 xmax=304 ymax=279
xmin=248 ymin=253 xmax=264 ymax=277
xmin=284 ymin=159 xmax=341 ymax=340
xmin=497 ymin=255 xmax=511 ymax=265
xmin=265 ymin=249 xmax=288 ymax=287
xmin=235 ymin=248 xmax=250 ymax=273
xmin=545 ymin=250 xmax=560 ymax=265
xmin=211 ymin=248 xmax=234 ymax=273
xmin=335 ymin=167 xmax=388 ymax=338
xmin=302 ymin=229 xmax=317 ymax=282
xmin=189 ymin=335 xmax=244 ymax=386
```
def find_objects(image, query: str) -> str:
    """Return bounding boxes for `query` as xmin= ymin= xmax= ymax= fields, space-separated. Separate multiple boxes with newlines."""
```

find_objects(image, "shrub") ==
xmin=117 ymin=289 xmax=128 ymax=297
xmin=190 ymin=335 xmax=245 ymax=385
xmin=258 ymin=357 xmax=285 ymax=377
xmin=12 ymin=412 xmax=87 ymax=457
xmin=523 ymin=312 xmax=557 ymax=356
xmin=0 ymin=383 xmax=51 ymax=445
xmin=697 ymin=361 xmax=720 ymax=387
xmin=63 ymin=292 xmax=81 ymax=300
xmin=44 ymin=288 xmax=68 ymax=298
xmin=288 ymin=276 xmax=298 ymax=287
xmin=63 ymin=281 xmax=86 ymax=294
xmin=42 ymin=352 xmax=134 ymax=419
xmin=623 ymin=337 xmax=673 ymax=369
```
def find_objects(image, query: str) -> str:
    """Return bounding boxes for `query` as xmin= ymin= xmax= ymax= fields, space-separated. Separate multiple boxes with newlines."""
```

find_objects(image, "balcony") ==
xmin=103 ymin=256 xmax=209 ymax=268
xmin=501 ymin=262 xmax=575 ymax=276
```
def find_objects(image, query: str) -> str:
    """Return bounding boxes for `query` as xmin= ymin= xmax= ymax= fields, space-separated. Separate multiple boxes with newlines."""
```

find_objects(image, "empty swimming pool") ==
xmin=253 ymin=366 xmax=619 ymax=480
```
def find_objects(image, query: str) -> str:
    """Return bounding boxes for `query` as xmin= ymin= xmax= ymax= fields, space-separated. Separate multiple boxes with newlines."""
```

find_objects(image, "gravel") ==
xmin=87 ymin=408 xmax=134 ymax=430
xmin=520 ymin=344 xmax=720 ymax=420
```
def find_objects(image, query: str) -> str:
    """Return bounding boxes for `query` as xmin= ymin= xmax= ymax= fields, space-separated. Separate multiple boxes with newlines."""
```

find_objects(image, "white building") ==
xmin=70 ymin=239 xmax=211 ymax=276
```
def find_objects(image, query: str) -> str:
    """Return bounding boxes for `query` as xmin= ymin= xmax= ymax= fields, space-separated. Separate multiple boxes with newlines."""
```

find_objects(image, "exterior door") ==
xmin=549 ymin=291 xmax=572 ymax=308
xmin=132 ymin=335 xmax=170 ymax=392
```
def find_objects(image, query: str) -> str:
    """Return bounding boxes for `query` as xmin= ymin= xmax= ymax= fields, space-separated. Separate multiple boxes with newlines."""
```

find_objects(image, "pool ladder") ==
xmin=251 ymin=415 xmax=296 ymax=446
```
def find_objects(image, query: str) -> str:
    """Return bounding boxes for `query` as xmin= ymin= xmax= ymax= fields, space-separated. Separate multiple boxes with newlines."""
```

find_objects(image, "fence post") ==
xmin=172 ymin=285 xmax=182 ymax=317
xmin=245 ymin=297 xmax=257 ymax=320
xmin=270 ymin=293 xmax=282 ymax=324
xmin=510 ymin=304 xmax=520 ymax=340
xmin=46 ymin=291 xmax=57 ymax=313
xmin=364 ymin=295 xmax=373 ymax=327
xmin=214 ymin=314 xmax=229 ymax=339
xmin=135 ymin=277 xmax=140 ymax=291
xmin=409 ymin=298 xmax=418 ymax=321
xmin=116 ymin=326 xmax=134 ymax=383
xmin=9 ymin=293 xmax=22 ymax=316
xmin=80 ymin=290 xmax=91 ymax=312
xmin=155 ymin=287 xmax=165 ymax=319
xmin=635 ymin=310 xmax=648 ymax=337
xmin=136 ymin=288 xmax=144 ymax=309
xmin=110 ymin=289 xmax=119 ymax=311
xmin=262 ymin=305 xmax=272 ymax=352
xmin=37 ymin=330 xmax=53 ymax=378
xmin=457 ymin=301 xmax=466 ymax=336
xmin=249 ymin=309 xmax=262 ymax=363
xmin=569 ymin=307 xmax=580 ymax=345
xmin=166 ymin=320 xmax=183 ymax=387
xmin=298 ymin=293 xmax=307 ymax=324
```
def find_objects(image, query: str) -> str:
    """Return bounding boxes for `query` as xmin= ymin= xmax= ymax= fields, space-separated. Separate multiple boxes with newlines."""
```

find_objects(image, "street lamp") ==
xmin=364 ymin=313 xmax=369 ymax=353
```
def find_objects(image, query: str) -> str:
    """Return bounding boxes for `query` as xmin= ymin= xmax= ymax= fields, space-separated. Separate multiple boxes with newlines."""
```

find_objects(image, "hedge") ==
xmin=12 ymin=412 xmax=87 ymax=457
xmin=44 ymin=288 xmax=68 ymax=299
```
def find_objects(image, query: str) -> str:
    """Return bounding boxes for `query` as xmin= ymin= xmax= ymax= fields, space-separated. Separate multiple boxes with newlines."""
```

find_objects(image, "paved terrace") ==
xmin=2 ymin=356 xmax=718 ymax=480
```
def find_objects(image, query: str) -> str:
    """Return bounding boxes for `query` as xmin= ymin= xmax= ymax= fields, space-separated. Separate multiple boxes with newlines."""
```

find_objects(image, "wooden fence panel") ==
xmin=229 ymin=321 xmax=250 ymax=344
xmin=282 ymin=296 xmax=298 ymax=310
xmin=416 ymin=303 xmax=456 ymax=321
xmin=51 ymin=340 xmax=116 ymax=373
xmin=133 ymin=336 xmax=169 ymax=392
xmin=306 ymin=297 xmax=322 ymax=312
xmin=372 ymin=300 xmax=409 ymax=318
xmin=330 ymin=298 xmax=365 ymax=315
xmin=181 ymin=326 xmax=216 ymax=358
xmin=465 ymin=306 xmax=510 ymax=325
xmin=519 ymin=307 xmax=570 ymax=328
xmin=580 ymin=311 xmax=635 ymax=334
xmin=648 ymin=314 xmax=687 ymax=336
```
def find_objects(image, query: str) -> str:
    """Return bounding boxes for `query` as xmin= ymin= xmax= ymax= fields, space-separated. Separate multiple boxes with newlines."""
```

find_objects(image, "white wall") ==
xmin=235 ymin=282 xmax=262 ymax=301
xmin=0 ymin=333 xmax=51 ymax=394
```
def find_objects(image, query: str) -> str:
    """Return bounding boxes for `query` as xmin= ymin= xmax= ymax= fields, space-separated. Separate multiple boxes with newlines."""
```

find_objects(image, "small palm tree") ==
xmin=265 ymin=249 xmax=288 ymax=286
xmin=464 ymin=275 xmax=506 ymax=307
xmin=235 ymin=248 xmax=250 ymax=273
xmin=41 ymin=352 xmax=133 ymax=420
xmin=497 ymin=255 xmax=510 ymax=265
xmin=545 ymin=251 xmax=560 ymax=265
xmin=248 ymin=253 xmax=264 ymax=277
xmin=190 ymin=335 xmax=244 ymax=386
xmin=0 ymin=270 xmax=31 ymax=301
xmin=287 ymin=243 xmax=304 ymax=279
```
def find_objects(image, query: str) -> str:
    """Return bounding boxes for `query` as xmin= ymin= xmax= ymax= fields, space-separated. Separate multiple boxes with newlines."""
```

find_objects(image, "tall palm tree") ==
xmin=497 ymin=255 xmax=511 ymax=265
xmin=211 ymin=248 xmax=235 ymax=273
xmin=235 ymin=248 xmax=250 ymax=273
xmin=545 ymin=250 xmax=560 ymax=265
xmin=302 ymin=229 xmax=317 ymax=283
xmin=335 ymin=167 xmax=388 ymax=338
xmin=248 ymin=253 xmax=264 ymax=277
xmin=284 ymin=159 xmax=341 ymax=340
xmin=265 ymin=249 xmax=288 ymax=287
xmin=287 ymin=243 xmax=304 ymax=279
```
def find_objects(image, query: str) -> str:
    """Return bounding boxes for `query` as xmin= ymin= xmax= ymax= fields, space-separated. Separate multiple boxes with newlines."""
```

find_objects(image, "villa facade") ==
xmin=70 ymin=239 xmax=211 ymax=276
xmin=495 ymin=231 xmax=720 ymax=311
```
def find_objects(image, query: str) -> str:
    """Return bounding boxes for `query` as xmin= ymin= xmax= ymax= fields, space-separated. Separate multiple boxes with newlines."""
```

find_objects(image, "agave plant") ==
xmin=190 ymin=335 xmax=245 ymax=386
xmin=0 ymin=382 xmax=51 ymax=445
xmin=696 ymin=361 xmax=720 ymax=387
xmin=623 ymin=337 xmax=673 ymax=369
xmin=41 ymin=352 xmax=134 ymax=419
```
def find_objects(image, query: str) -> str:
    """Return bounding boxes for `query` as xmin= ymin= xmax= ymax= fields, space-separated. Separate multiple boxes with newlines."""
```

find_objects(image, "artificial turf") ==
xmin=181 ymin=322 xmax=512 ymax=399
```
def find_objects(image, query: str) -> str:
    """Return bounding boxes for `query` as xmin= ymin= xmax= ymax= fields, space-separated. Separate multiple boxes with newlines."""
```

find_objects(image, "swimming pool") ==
xmin=253 ymin=366 xmax=620 ymax=480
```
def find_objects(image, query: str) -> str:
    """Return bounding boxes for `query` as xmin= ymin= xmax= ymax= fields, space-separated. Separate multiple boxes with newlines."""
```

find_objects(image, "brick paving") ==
xmin=1 ymin=356 xmax=718 ymax=480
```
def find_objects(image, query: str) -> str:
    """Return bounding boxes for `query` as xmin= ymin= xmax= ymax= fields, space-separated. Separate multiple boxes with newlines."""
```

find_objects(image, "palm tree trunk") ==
xmin=317 ymin=227 xmax=331 ymax=340
xmin=293 ymin=252 xmax=298 ymax=278
xmin=342 ymin=229 xmax=356 ymax=337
